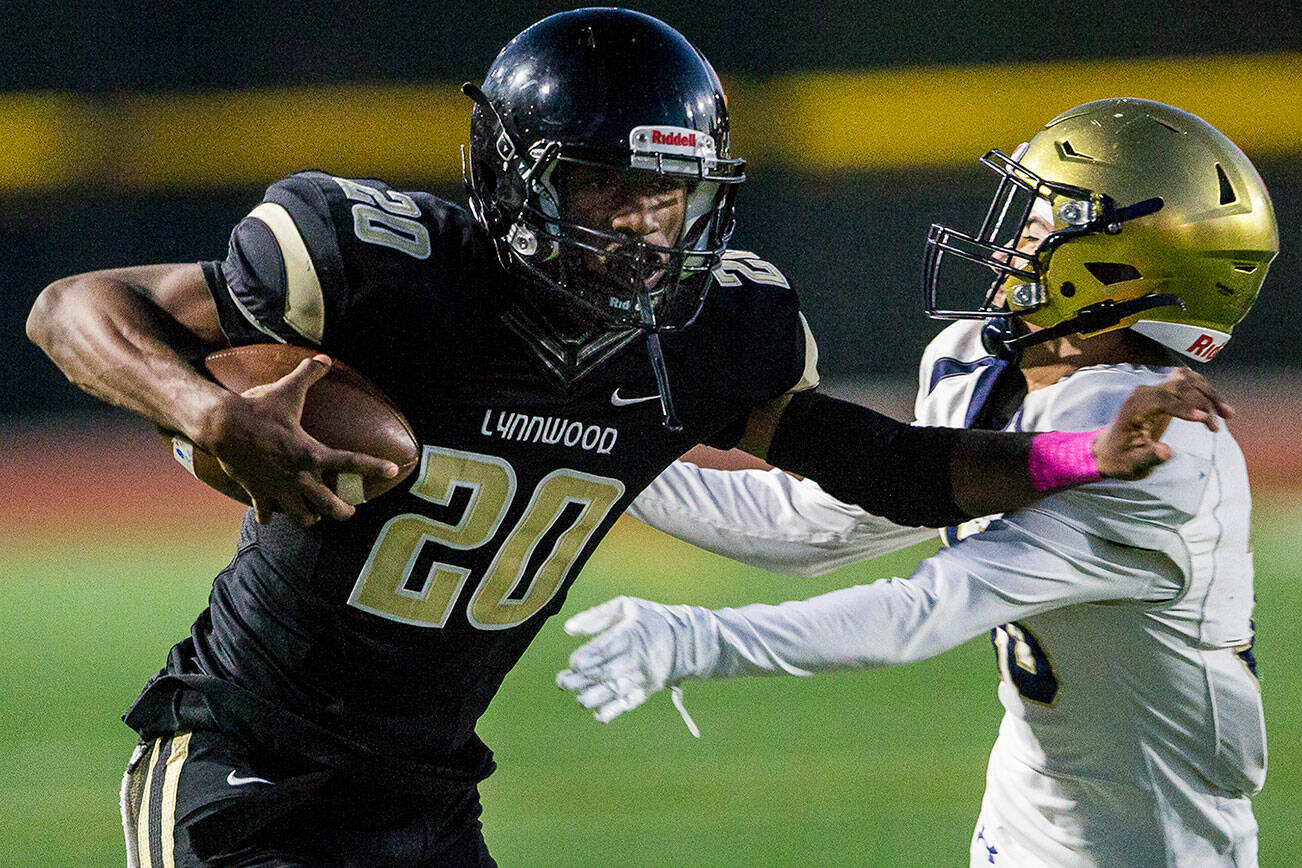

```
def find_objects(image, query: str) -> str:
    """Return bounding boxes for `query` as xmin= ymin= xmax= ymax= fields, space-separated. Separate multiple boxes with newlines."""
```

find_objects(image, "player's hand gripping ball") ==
xmin=163 ymin=344 xmax=419 ymax=508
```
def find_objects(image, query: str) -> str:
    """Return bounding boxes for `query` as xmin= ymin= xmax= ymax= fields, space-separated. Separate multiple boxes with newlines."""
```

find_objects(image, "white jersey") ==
xmin=629 ymin=320 xmax=1263 ymax=867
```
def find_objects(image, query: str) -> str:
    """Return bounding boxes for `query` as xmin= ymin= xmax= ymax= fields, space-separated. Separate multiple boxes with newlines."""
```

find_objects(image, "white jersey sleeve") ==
xmin=624 ymin=324 xmax=970 ymax=577
xmin=628 ymin=462 xmax=935 ymax=577
xmin=687 ymin=507 xmax=1174 ymax=679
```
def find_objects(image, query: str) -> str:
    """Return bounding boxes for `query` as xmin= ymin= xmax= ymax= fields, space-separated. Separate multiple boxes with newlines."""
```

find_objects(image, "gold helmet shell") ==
xmin=924 ymin=98 xmax=1279 ymax=362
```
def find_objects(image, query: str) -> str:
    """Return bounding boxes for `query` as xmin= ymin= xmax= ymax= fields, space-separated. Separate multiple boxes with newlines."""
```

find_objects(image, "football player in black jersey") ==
xmin=27 ymin=9 xmax=1228 ymax=867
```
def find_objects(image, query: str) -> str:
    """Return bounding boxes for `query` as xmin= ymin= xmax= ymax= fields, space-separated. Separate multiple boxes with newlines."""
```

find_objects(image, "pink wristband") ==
xmin=1028 ymin=429 xmax=1103 ymax=492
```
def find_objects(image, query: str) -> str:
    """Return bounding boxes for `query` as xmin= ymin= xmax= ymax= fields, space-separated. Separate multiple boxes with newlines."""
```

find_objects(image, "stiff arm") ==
xmin=732 ymin=370 xmax=1229 ymax=526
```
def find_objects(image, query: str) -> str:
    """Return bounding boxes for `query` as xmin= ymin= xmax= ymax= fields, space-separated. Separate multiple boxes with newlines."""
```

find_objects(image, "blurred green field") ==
xmin=1 ymin=502 xmax=1298 ymax=866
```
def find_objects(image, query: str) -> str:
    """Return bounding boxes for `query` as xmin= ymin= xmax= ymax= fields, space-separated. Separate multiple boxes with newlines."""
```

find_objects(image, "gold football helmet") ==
xmin=924 ymin=98 xmax=1279 ymax=361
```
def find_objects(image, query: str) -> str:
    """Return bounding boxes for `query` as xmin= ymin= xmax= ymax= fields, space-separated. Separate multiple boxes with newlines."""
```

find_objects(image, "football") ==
xmin=164 ymin=344 xmax=420 ymax=506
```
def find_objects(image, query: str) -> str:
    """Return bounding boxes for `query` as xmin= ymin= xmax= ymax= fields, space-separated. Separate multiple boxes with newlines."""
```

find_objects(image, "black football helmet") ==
xmin=463 ymin=8 xmax=744 ymax=344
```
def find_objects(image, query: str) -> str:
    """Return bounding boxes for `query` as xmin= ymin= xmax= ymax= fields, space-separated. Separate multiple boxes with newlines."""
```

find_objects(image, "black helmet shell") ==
xmin=464 ymin=8 xmax=745 ymax=337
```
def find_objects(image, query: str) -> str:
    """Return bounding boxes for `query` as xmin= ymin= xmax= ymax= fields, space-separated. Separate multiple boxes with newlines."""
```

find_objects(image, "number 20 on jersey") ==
xmin=348 ymin=446 xmax=624 ymax=631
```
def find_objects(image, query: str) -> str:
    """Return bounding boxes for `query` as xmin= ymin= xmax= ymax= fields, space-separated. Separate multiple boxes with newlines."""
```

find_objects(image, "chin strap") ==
xmin=980 ymin=318 xmax=1020 ymax=361
xmin=639 ymin=287 xmax=684 ymax=432
xmin=982 ymin=293 xmax=1185 ymax=360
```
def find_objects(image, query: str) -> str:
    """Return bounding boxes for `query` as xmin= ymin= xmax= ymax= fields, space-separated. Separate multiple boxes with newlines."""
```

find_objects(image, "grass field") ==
xmin=1 ymin=495 xmax=1298 ymax=867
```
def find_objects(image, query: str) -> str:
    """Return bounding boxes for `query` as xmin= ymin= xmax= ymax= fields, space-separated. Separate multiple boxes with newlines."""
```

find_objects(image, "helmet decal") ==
xmin=1130 ymin=321 xmax=1231 ymax=363
xmin=629 ymin=126 xmax=720 ymax=173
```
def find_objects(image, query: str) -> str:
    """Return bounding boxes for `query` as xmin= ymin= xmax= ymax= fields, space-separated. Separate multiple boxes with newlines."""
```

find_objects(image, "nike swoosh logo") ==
xmin=611 ymin=388 xmax=660 ymax=407
xmin=226 ymin=770 xmax=273 ymax=787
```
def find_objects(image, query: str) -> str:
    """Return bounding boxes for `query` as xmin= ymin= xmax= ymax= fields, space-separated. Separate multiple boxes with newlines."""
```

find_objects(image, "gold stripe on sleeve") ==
xmin=247 ymin=201 xmax=326 ymax=344
xmin=159 ymin=732 xmax=192 ymax=868
xmin=791 ymin=312 xmax=820 ymax=392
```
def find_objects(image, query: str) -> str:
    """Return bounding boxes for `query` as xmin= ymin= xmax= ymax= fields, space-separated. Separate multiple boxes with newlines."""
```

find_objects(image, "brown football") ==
xmin=163 ymin=344 xmax=420 ymax=506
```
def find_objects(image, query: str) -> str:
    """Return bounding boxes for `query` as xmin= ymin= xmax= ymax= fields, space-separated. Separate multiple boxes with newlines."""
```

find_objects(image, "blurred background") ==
xmin=2 ymin=2 xmax=1298 ymax=865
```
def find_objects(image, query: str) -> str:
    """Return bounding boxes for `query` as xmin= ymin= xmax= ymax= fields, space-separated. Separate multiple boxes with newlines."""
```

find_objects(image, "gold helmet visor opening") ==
xmin=923 ymin=148 xmax=1163 ymax=325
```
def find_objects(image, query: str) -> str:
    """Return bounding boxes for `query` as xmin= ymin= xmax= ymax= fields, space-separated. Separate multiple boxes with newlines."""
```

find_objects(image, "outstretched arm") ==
xmin=558 ymin=508 xmax=1178 ymax=724
xmin=732 ymin=369 xmax=1228 ymax=526
xmin=26 ymin=265 xmax=396 ymax=525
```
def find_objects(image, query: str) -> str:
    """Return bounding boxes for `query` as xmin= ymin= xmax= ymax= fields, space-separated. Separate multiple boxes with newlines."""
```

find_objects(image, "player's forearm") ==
xmin=748 ymin=391 xmax=1103 ymax=526
xmin=946 ymin=428 xmax=1040 ymax=516
xmin=690 ymin=576 xmax=979 ymax=680
xmin=690 ymin=537 xmax=1050 ymax=681
xmin=752 ymin=391 xmax=972 ymax=527
xmin=27 ymin=276 xmax=232 ymax=443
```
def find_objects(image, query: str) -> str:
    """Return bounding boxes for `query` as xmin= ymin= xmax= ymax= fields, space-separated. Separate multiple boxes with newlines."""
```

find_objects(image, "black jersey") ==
xmin=125 ymin=171 xmax=810 ymax=789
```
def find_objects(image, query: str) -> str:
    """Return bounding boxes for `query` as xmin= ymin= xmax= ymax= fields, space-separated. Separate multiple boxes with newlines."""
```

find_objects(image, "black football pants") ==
xmin=121 ymin=730 xmax=497 ymax=867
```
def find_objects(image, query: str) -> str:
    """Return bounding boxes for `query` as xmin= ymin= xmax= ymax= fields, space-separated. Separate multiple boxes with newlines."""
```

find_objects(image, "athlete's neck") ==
xmin=1019 ymin=330 xmax=1177 ymax=392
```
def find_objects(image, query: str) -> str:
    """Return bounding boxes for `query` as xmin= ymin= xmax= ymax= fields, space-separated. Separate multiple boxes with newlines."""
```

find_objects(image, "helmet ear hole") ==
xmin=1083 ymin=262 xmax=1142 ymax=285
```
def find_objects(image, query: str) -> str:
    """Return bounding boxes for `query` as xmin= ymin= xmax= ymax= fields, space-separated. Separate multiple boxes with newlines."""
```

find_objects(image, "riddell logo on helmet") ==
xmin=1186 ymin=334 xmax=1225 ymax=360
xmin=650 ymin=129 xmax=696 ymax=148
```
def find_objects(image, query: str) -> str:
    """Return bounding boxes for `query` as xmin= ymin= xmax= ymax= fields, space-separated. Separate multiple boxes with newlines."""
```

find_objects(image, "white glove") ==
xmin=557 ymin=596 xmax=709 ymax=731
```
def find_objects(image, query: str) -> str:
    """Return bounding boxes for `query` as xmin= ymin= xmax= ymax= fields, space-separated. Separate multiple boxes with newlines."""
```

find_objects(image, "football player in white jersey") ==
xmin=557 ymin=99 xmax=1278 ymax=866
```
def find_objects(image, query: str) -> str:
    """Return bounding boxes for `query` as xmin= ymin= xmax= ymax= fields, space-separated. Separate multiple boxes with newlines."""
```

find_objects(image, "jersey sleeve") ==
xmin=627 ymin=461 xmax=935 ymax=577
xmin=789 ymin=312 xmax=820 ymax=393
xmin=202 ymin=171 xmax=476 ymax=351
xmin=686 ymin=507 xmax=1178 ymax=680
xmin=204 ymin=173 xmax=351 ymax=347
xmin=695 ymin=250 xmax=819 ymax=450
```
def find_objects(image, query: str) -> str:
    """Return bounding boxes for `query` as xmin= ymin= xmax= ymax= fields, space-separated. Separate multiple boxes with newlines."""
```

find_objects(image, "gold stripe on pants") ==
xmin=134 ymin=733 xmax=192 ymax=868
xmin=159 ymin=732 xmax=191 ymax=868
xmin=136 ymin=739 xmax=162 ymax=868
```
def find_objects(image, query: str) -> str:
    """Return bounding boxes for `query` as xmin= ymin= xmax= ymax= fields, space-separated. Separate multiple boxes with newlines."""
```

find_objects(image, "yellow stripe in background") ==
xmin=747 ymin=53 xmax=1302 ymax=170
xmin=0 ymin=53 xmax=1297 ymax=191
xmin=0 ymin=92 xmax=102 ymax=190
